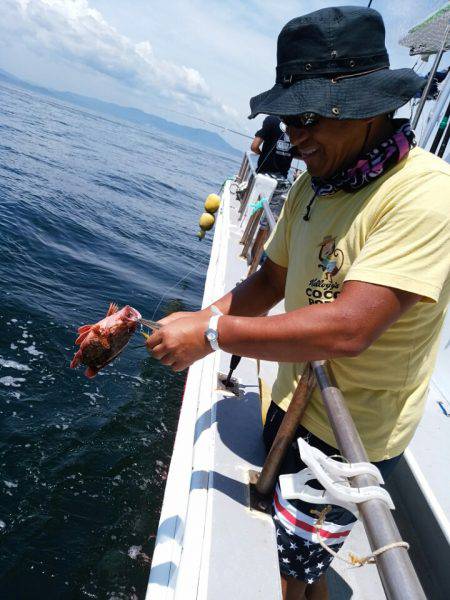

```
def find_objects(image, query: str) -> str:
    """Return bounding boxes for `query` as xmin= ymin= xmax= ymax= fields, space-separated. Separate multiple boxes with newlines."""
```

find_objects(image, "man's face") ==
xmin=287 ymin=117 xmax=370 ymax=178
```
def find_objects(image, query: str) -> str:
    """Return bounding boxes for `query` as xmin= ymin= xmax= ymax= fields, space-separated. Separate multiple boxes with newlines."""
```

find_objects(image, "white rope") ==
xmin=311 ymin=506 xmax=410 ymax=568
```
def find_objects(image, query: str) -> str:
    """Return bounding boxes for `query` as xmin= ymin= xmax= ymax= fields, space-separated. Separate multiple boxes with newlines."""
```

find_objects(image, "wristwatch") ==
xmin=205 ymin=305 xmax=222 ymax=351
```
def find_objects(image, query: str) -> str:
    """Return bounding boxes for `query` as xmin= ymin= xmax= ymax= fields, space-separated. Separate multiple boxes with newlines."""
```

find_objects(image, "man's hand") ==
xmin=145 ymin=257 xmax=286 ymax=372
xmin=146 ymin=313 xmax=211 ymax=372
xmin=157 ymin=310 xmax=203 ymax=327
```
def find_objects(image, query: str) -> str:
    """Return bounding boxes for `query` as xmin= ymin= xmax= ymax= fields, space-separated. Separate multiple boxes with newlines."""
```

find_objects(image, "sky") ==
xmin=0 ymin=0 xmax=448 ymax=148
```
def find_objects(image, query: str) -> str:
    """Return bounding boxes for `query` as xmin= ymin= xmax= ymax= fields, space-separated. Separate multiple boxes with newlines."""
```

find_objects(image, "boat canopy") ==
xmin=400 ymin=3 xmax=450 ymax=57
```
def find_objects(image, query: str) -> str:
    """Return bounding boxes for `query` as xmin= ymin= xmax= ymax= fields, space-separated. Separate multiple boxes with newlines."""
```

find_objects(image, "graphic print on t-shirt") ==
xmin=306 ymin=235 xmax=344 ymax=304
xmin=275 ymin=137 xmax=292 ymax=156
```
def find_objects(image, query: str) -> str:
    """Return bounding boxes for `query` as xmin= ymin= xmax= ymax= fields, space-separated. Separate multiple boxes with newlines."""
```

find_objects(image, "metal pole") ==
xmin=411 ymin=25 xmax=449 ymax=130
xmin=311 ymin=360 xmax=426 ymax=600
xmin=236 ymin=154 xmax=247 ymax=182
xmin=420 ymin=75 xmax=450 ymax=148
xmin=429 ymin=96 xmax=450 ymax=154
xmin=255 ymin=363 xmax=315 ymax=496
xmin=437 ymin=112 xmax=450 ymax=157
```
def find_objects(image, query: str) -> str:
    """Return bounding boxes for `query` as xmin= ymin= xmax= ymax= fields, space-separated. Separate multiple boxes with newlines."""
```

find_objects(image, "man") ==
xmin=147 ymin=6 xmax=450 ymax=599
xmin=251 ymin=115 xmax=294 ymax=178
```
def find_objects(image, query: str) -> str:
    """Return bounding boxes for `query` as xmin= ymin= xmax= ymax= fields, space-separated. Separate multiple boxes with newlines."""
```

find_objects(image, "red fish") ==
xmin=70 ymin=303 xmax=142 ymax=378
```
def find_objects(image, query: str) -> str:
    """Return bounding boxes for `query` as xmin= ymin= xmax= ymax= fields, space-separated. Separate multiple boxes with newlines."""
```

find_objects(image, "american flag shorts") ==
xmin=263 ymin=402 xmax=401 ymax=583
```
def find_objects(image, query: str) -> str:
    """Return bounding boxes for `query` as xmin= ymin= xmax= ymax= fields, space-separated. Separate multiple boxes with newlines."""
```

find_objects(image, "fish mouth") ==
xmin=123 ymin=306 xmax=142 ymax=321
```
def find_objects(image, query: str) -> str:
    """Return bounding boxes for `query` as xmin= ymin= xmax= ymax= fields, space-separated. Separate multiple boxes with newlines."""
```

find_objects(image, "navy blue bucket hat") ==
xmin=249 ymin=6 xmax=425 ymax=120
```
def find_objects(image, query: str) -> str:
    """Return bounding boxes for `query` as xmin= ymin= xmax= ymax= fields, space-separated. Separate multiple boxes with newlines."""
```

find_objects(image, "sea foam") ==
xmin=0 ymin=358 xmax=31 ymax=371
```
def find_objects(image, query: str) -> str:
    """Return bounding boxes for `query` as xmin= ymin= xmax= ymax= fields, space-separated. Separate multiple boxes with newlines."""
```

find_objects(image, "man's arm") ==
xmin=146 ymin=277 xmax=421 ymax=370
xmin=250 ymin=136 xmax=263 ymax=155
xmin=208 ymin=257 xmax=286 ymax=317
xmin=217 ymin=280 xmax=421 ymax=361
xmin=158 ymin=258 xmax=286 ymax=324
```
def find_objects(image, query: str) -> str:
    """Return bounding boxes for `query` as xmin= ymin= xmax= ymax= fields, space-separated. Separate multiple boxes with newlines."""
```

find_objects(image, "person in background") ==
xmin=146 ymin=6 xmax=449 ymax=599
xmin=250 ymin=116 xmax=295 ymax=269
xmin=251 ymin=115 xmax=295 ymax=178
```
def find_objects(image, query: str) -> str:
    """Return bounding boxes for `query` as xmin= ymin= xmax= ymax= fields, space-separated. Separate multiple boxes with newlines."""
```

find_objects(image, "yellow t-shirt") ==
xmin=265 ymin=146 xmax=450 ymax=461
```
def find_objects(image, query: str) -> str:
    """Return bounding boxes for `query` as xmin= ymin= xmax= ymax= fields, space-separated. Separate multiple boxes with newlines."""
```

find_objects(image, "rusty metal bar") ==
xmin=240 ymin=208 xmax=262 ymax=256
xmin=247 ymin=228 xmax=269 ymax=275
xmin=311 ymin=360 xmax=426 ymax=600
xmin=238 ymin=175 xmax=255 ymax=216
xmin=261 ymin=198 xmax=277 ymax=231
xmin=240 ymin=196 xmax=261 ymax=244
xmin=255 ymin=363 xmax=315 ymax=497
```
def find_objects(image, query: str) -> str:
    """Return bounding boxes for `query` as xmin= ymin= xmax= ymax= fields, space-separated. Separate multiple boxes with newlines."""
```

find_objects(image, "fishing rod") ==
xmin=156 ymin=106 xmax=254 ymax=139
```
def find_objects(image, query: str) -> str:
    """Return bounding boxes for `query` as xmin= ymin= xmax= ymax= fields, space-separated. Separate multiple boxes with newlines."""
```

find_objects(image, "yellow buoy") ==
xmin=199 ymin=212 xmax=215 ymax=231
xmin=204 ymin=193 xmax=221 ymax=214
xmin=196 ymin=230 xmax=206 ymax=240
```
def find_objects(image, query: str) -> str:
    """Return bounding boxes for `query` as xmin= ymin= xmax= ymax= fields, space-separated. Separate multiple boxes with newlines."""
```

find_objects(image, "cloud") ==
xmin=1 ymin=0 xmax=443 ymax=143
xmin=1 ymin=0 xmax=239 ymax=124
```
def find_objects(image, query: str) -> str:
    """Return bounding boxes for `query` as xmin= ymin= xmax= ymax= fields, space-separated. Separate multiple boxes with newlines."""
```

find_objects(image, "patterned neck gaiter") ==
xmin=310 ymin=119 xmax=416 ymax=197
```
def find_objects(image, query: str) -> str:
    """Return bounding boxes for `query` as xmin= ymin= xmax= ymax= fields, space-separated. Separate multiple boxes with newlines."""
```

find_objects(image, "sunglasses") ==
xmin=281 ymin=112 xmax=321 ymax=128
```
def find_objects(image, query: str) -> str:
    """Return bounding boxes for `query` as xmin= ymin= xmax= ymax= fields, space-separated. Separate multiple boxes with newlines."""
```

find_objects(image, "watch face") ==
xmin=206 ymin=329 xmax=216 ymax=341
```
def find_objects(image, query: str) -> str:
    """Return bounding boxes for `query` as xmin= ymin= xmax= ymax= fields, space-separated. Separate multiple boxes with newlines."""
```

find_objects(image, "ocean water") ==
xmin=0 ymin=82 xmax=238 ymax=599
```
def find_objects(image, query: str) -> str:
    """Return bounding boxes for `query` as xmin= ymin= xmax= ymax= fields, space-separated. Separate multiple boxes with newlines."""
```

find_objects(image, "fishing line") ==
xmin=255 ymin=130 xmax=288 ymax=174
xmin=150 ymin=106 xmax=253 ymax=140
xmin=150 ymin=257 xmax=209 ymax=321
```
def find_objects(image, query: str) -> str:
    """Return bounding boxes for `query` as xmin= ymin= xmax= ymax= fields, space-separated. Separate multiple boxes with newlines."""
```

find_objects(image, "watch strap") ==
xmin=207 ymin=314 xmax=221 ymax=351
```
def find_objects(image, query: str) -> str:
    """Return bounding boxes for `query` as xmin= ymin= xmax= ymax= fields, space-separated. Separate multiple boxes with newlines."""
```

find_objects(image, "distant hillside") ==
xmin=0 ymin=68 xmax=241 ymax=157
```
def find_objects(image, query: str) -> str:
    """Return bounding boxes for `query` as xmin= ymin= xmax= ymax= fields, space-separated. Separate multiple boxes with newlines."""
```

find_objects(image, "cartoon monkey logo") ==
xmin=317 ymin=235 xmax=344 ymax=282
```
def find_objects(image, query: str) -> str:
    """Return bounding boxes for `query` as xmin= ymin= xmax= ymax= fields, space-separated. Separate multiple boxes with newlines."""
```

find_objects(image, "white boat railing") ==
xmin=234 ymin=152 xmax=277 ymax=221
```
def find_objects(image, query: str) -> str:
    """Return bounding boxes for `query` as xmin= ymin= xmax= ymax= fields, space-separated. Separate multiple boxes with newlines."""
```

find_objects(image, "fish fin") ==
xmin=92 ymin=324 xmax=101 ymax=334
xmin=77 ymin=324 xmax=92 ymax=334
xmin=75 ymin=331 xmax=90 ymax=345
xmin=85 ymin=366 xmax=98 ymax=378
xmin=106 ymin=302 xmax=119 ymax=317
xmin=70 ymin=350 xmax=82 ymax=368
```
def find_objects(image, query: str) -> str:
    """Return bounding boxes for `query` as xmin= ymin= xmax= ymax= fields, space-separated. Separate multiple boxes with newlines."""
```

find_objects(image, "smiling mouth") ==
xmin=297 ymin=148 xmax=318 ymax=159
